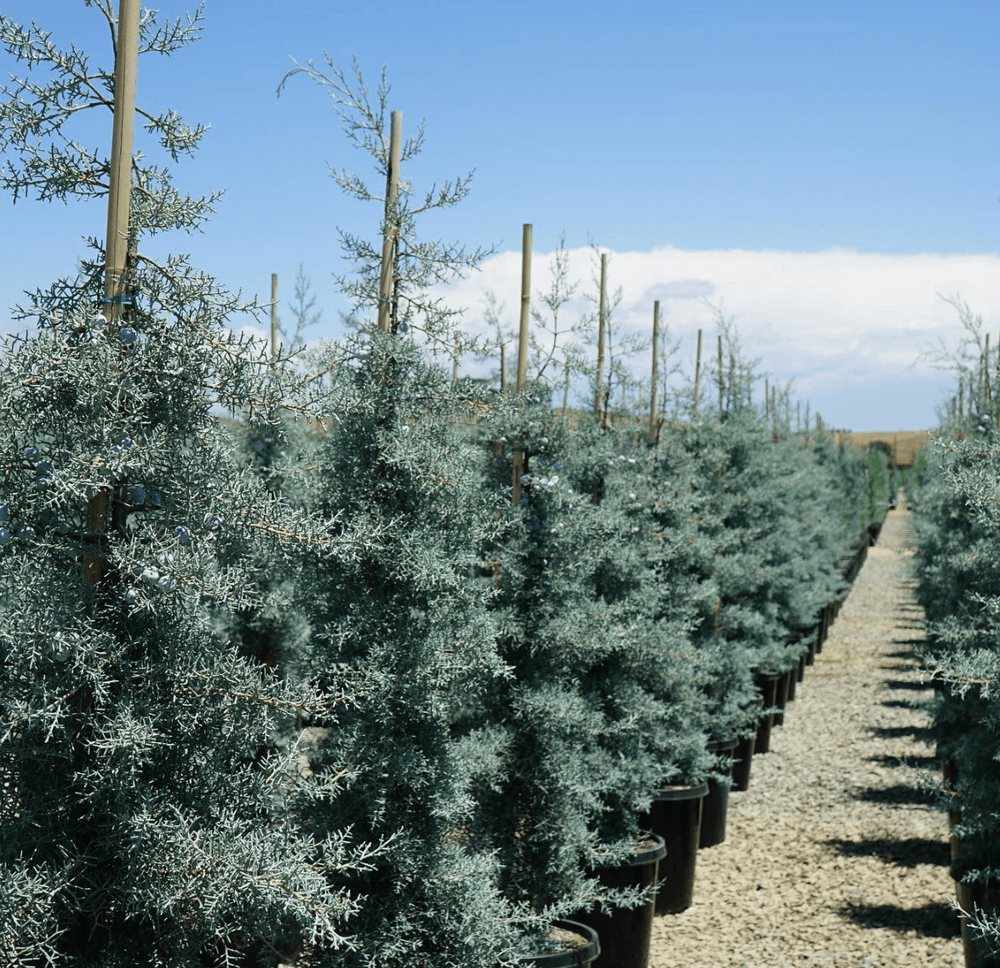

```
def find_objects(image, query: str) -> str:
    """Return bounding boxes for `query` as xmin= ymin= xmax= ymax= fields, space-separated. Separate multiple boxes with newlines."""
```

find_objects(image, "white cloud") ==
xmin=433 ymin=245 xmax=1000 ymax=430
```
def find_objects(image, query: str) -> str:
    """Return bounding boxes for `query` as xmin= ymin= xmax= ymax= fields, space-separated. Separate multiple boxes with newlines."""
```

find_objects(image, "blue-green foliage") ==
xmin=453 ymin=406 xmax=709 ymax=947
xmin=0 ymin=296 xmax=359 ymax=968
xmin=0 ymin=4 xmax=882 ymax=962
xmin=278 ymin=335 xmax=520 ymax=968
xmin=911 ymin=410 xmax=1000 ymax=952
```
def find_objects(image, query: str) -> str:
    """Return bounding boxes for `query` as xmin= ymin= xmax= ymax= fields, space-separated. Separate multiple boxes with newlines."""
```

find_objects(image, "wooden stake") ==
xmin=102 ymin=0 xmax=140 ymax=326
xmin=692 ymin=329 xmax=703 ymax=417
xmin=512 ymin=224 xmax=531 ymax=505
xmin=717 ymin=334 xmax=724 ymax=414
xmin=88 ymin=0 xmax=140 ymax=591
xmin=595 ymin=253 xmax=607 ymax=419
xmin=500 ymin=344 xmax=506 ymax=394
xmin=648 ymin=300 xmax=660 ymax=444
xmin=378 ymin=110 xmax=402 ymax=333
xmin=985 ymin=334 xmax=992 ymax=404
xmin=516 ymin=224 xmax=531 ymax=394
xmin=270 ymin=272 xmax=279 ymax=360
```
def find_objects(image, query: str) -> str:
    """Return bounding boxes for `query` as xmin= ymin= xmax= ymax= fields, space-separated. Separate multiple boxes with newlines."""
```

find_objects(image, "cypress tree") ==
xmin=0 ymin=6 xmax=368 ymax=963
xmin=282 ymin=335 xmax=519 ymax=967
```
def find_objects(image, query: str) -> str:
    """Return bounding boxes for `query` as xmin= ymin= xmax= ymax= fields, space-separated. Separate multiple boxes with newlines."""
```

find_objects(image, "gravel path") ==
xmin=649 ymin=503 xmax=963 ymax=968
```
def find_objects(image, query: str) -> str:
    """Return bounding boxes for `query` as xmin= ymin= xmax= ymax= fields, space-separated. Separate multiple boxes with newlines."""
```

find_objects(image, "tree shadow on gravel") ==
xmin=825 ymin=836 xmax=949 ymax=867
xmin=868 ymin=753 xmax=938 ymax=771
xmin=869 ymin=724 xmax=934 ymax=742
xmin=881 ymin=699 xmax=933 ymax=710
xmin=883 ymin=678 xmax=936 ymax=691
xmin=853 ymin=783 xmax=938 ymax=807
xmin=890 ymin=640 xmax=927 ymax=652
xmin=880 ymin=662 xmax=926 ymax=675
xmin=839 ymin=900 xmax=959 ymax=939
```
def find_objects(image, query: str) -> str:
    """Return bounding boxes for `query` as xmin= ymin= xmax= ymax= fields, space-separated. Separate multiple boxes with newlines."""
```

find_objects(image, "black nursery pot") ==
xmin=753 ymin=671 xmax=782 ymax=754
xmin=574 ymin=835 xmax=666 ymax=968
xmin=516 ymin=920 xmax=601 ymax=968
xmin=816 ymin=609 xmax=828 ymax=652
xmin=700 ymin=737 xmax=738 ymax=848
xmin=801 ymin=624 xmax=818 ymax=668
xmin=833 ymin=583 xmax=850 ymax=620
xmin=771 ymin=669 xmax=792 ymax=727
xmin=858 ymin=538 xmax=869 ymax=573
xmin=732 ymin=698 xmax=763 ymax=792
xmin=643 ymin=781 xmax=708 ymax=915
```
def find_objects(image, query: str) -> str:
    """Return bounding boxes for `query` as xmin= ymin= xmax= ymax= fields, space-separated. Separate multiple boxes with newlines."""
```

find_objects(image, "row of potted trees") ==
xmin=908 ymin=406 xmax=1000 ymax=968
xmin=0 ymin=5 xmax=885 ymax=962
xmin=233 ymin=340 xmax=881 ymax=966
xmin=1 ymin=312 xmax=882 ymax=966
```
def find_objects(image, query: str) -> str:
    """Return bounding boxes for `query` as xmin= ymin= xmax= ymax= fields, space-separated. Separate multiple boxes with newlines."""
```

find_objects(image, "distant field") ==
xmin=838 ymin=430 xmax=931 ymax=467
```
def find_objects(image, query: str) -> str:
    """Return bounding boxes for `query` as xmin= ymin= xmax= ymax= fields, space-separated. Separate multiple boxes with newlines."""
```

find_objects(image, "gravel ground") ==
xmin=649 ymin=503 xmax=964 ymax=968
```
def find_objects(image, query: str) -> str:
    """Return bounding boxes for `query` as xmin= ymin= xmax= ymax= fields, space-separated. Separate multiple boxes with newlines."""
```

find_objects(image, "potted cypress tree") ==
xmin=911 ymin=417 xmax=1000 ymax=965
xmin=0 ymin=5 xmax=372 ymax=962
xmin=267 ymin=333 xmax=524 ymax=968
xmin=458 ymin=405 xmax=710 ymax=959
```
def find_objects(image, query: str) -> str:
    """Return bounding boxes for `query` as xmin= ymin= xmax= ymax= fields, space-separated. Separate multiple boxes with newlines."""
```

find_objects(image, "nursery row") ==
xmin=0 ymin=6 xmax=894 ymax=964
xmin=908 ymin=406 xmax=1000 ymax=968
xmin=548 ymin=526 xmax=870 ymax=968
xmin=1 ymin=325 xmax=889 ymax=968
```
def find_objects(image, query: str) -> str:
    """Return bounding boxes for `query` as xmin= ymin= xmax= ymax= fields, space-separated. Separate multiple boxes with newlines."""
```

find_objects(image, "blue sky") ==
xmin=3 ymin=0 xmax=999 ymax=430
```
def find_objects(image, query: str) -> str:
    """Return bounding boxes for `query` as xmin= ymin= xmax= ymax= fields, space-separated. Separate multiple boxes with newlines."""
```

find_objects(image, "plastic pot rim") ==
xmin=652 ymin=781 xmax=709 ymax=801
xmin=513 ymin=919 xmax=601 ymax=968
xmin=707 ymin=735 xmax=739 ymax=753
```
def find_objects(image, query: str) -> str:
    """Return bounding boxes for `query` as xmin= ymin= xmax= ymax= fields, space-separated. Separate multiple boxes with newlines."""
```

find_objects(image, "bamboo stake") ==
xmin=102 ymin=0 xmax=140 ymax=327
xmin=985 ymin=333 xmax=992 ymax=404
xmin=516 ymin=225 xmax=531 ymax=393
xmin=717 ymin=334 xmax=724 ymax=414
xmin=595 ymin=253 xmax=607 ymax=420
xmin=648 ymin=300 xmax=660 ymax=444
xmin=87 ymin=0 xmax=140 ymax=591
xmin=692 ymin=330 xmax=702 ymax=417
xmin=512 ymin=224 xmax=531 ymax=505
xmin=377 ymin=110 xmax=402 ymax=333
xmin=270 ymin=273 xmax=279 ymax=360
